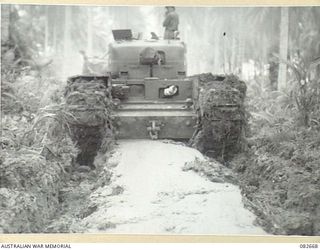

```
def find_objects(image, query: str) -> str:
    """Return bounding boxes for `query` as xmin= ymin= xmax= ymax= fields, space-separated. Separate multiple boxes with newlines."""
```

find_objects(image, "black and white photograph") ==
xmin=1 ymin=3 xmax=320 ymax=237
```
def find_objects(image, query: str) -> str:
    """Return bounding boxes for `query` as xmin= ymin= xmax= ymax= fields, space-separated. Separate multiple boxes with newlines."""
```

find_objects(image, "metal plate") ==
xmin=112 ymin=29 xmax=133 ymax=41
xmin=112 ymin=109 xmax=196 ymax=139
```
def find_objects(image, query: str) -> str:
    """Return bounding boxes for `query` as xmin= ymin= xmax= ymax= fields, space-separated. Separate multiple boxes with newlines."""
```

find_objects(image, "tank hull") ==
xmin=111 ymin=77 xmax=197 ymax=139
xmin=112 ymin=101 xmax=196 ymax=139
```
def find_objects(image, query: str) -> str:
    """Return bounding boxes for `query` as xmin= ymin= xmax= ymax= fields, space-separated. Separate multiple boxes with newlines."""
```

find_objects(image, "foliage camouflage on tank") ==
xmin=64 ymin=76 xmax=114 ymax=167
xmin=191 ymin=73 xmax=247 ymax=161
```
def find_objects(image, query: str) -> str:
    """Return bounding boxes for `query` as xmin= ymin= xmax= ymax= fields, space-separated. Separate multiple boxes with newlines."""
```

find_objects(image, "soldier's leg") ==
xmin=164 ymin=30 xmax=176 ymax=39
xmin=164 ymin=30 xmax=170 ymax=39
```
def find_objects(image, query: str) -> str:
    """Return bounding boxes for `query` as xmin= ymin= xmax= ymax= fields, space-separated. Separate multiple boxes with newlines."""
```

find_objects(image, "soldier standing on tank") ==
xmin=163 ymin=6 xmax=179 ymax=39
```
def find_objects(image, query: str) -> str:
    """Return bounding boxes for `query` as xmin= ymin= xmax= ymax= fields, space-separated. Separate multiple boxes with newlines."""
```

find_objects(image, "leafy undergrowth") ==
xmin=0 ymin=149 xmax=64 ymax=233
xmin=231 ymin=128 xmax=320 ymax=235
xmin=230 ymin=77 xmax=320 ymax=235
xmin=183 ymin=157 xmax=236 ymax=184
xmin=44 ymin=152 xmax=113 ymax=233
xmin=1 ymin=70 xmax=116 ymax=233
xmin=0 ymin=73 xmax=79 ymax=233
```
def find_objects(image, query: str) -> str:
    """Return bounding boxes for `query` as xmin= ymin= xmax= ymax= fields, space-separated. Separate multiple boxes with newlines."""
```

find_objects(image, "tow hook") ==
xmin=147 ymin=120 xmax=161 ymax=140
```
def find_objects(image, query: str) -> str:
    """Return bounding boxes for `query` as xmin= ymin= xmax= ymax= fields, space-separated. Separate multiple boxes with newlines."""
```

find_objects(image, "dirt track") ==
xmin=65 ymin=140 xmax=266 ymax=234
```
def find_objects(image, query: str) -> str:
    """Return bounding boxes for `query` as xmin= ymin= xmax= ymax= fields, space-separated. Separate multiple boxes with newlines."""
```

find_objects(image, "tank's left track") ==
xmin=64 ymin=76 xmax=114 ymax=167
xmin=190 ymin=73 xmax=247 ymax=161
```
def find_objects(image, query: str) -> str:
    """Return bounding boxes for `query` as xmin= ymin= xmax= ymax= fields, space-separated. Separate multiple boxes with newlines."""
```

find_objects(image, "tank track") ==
xmin=191 ymin=74 xmax=247 ymax=161
xmin=64 ymin=76 xmax=113 ymax=167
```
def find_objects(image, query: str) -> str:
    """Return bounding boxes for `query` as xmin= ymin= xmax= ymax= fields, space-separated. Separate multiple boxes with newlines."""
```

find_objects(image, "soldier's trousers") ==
xmin=164 ymin=30 xmax=175 ymax=39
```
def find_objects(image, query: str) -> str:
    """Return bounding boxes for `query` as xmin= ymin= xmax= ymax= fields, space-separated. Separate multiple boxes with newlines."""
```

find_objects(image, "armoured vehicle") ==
xmin=110 ymin=31 xmax=197 ymax=140
xmin=66 ymin=29 xmax=245 ymax=162
xmin=71 ymin=29 xmax=197 ymax=140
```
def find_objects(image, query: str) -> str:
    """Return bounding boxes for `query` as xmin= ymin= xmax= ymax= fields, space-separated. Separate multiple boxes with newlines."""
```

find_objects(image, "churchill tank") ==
xmin=65 ymin=29 xmax=247 ymax=164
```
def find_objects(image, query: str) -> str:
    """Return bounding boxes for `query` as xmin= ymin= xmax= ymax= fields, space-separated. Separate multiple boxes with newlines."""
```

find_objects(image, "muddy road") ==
xmin=51 ymin=140 xmax=267 ymax=234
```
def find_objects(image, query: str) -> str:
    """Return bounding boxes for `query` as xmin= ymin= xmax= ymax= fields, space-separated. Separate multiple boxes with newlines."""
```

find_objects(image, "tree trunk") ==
xmin=237 ymin=9 xmax=245 ymax=78
xmin=229 ymin=14 xmax=237 ymax=73
xmin=63 ymin=6 xmax=72 ymax=77
xmin=87 ymin=8 xmax=93 ymax=56
xmin=231 ymin=36 xmax=237 ymax=73
xmin=278 ymin=7 xmax=289 ymax=91
xmin=222 ymin=34 xmax=228 ymax=74
xmin=44 ymin=6 xmax=49 ymax=53
xmin=52 ymin=6 xmax=61 ymax=53
xmin=202 ymin=8 xmax=211 ymax=73
xmin=213 ymin=30 xmax=220 ymax=73
xmin=1 ymin=5 xmax=11 ymax=44
xmin=262 ymin=34 xmax=268 ymax=67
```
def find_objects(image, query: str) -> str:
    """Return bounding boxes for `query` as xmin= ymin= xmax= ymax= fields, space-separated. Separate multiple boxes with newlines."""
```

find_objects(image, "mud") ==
xmin=45 ymin=153 xmax=113 ymax=233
